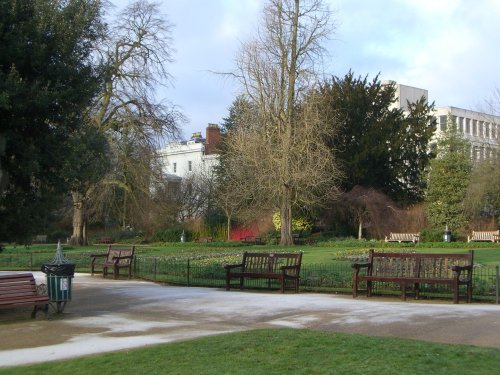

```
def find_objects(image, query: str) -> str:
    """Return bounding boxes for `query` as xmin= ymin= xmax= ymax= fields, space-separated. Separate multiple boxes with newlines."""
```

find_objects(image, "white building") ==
xmin=434 ymin=106 xmax=499 ymax=161
xmin=160 ymin=124 xmax=222 ymax=179
xmin=388 ymin=81 xmax=500 ymax=161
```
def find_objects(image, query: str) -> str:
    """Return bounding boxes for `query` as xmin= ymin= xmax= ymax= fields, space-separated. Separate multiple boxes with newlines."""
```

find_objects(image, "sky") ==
xmin=111 ymin=0 xmax=500 ymax=139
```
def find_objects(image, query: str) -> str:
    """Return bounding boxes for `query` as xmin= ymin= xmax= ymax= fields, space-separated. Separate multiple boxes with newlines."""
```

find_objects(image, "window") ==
xmin=465 ymin=118 xmax=471 ymax=134
xmin=484 ymin=122 xmax=490 ymax=138
xmin=439 ymin=115 xmax=447 ymax=131
xmin=173 ymin=162 xmax=177 ymax=173
xmin=458 ymin=117 xmax=464 ymax=133
xmin=478 ymin=121 xmax=484 ymax=138
xmin=188 ymin=161 xmax=192 ymax=172
xmin=472 ymin=120 xmax=477 ymax=136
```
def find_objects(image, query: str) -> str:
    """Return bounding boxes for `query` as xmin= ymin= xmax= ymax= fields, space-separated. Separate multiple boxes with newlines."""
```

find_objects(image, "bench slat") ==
xmin=0 ymin=273 xmax=49 ymax=318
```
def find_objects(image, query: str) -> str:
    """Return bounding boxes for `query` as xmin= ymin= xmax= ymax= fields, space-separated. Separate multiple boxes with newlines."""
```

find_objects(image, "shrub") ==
xmin=272 ymin=212 xmax=313 ymax=233
xmin=152 ymin=227 xmax=193 ymax=243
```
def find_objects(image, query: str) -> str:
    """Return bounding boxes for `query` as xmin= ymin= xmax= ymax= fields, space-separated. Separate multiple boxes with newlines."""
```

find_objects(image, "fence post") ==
xmin=154 ymin=257 xmax=157 ymax=281
xmin=496 ymin=265 xmax=499 ymax=305
xmin=187 ymin=259 xmax=190 ymax=287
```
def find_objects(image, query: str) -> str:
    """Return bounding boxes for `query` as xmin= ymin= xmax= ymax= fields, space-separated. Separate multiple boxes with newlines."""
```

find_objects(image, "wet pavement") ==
xmin=1 ymin=271 xmax=500 ymax=368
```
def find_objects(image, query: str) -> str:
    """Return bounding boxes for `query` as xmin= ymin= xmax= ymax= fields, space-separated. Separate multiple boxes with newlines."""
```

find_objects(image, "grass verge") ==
xmin=1 ymin=329 xmax=499 ymax=374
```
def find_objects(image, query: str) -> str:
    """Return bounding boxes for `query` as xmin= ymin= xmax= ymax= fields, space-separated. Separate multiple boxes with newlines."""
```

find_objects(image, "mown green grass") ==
xmin=3 ymin=241 xmax=500 ymax=265
xmin=1 ymin=329 xmax=499 ymax=374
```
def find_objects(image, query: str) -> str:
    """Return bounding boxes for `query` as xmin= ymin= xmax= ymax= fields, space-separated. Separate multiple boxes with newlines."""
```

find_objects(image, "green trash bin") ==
xmin=46 ymin=274 xmax=73 ymax=301
xmin=41 ymin=241 xmax=75 ymax=313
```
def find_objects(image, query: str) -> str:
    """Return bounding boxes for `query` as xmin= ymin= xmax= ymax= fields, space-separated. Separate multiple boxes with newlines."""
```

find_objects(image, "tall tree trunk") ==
xmin=280 ymin=188 xmax=293 ymax=245
xmin=358 ymin=216 xmax=363 ymax=240
xmin=70 ymin=191 xmax=88 ymax=246
xmin=227 ymin=214 xmax=232 ymax=241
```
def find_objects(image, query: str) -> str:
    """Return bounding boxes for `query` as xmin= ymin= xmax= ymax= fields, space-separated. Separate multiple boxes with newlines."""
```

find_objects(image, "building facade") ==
xmin=433 ymin=106 xmax=499 ymax=160
xmin=388 ymin=81 xmax=500 ymax=161
xmin=160 ymin=123 xmax=221 ymax=179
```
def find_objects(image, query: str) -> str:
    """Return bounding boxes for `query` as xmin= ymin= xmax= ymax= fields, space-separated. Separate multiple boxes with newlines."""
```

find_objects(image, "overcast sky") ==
xmin=111 ymin=0 xmax=500 ymax=139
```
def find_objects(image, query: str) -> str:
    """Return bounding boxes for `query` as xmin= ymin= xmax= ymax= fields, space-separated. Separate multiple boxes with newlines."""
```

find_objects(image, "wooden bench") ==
xmin=240 ymin=236 xmax=263 ymax=245
xmin=32 ymin=235 xmax=48 ymax=244
xmin=198 ymin=236 xmax=213 ymax=243
xmin=0 ymin=273 xmax=49 ymax=318
xmin=97 ymin=237 xmax=113 ymax=244
xmin=385 ymin=232 xmax=420 ymax=243
xmin=467 ymin=230 xmax=499 ymax=243
xmin=352 ymin=250 xmax=474 ymax=303
xmin=90 ymin=246 xmax=135 ymax=279
xmin=224 ymin=252 xmax=302 ymax=293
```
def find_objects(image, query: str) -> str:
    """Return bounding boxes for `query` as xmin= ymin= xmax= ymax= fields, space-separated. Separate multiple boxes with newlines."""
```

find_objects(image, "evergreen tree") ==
xmin=315 ymin=71 xmax=436 ymax=203
xmin=0 ymin=0 xmax=106 ymax=242
xmin=425 ymin=126 xmax=472 ymax=231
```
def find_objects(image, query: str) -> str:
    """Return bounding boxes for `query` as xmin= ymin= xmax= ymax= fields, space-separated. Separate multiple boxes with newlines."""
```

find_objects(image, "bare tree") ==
xmin=224 ymin=0 xmax=340 ymax=245
xmin=331 ymin=186 xmax=402 ymax=240
xmin=70 ymin=1 xmax=183 ymax=245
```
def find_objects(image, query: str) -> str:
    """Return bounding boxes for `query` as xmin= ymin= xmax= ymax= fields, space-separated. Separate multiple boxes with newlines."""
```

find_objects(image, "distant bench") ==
xmin=197 ymin=236 xmax=213 ymax=243
xmin=467 ymin=230 xmax=499 ymax=243
xmin=96 ymin=237 xmax=113 ymax=244
xmin=385 ymin=232 xmax=420 ymax=243
xmin=240 ymin=236 xmax=263 ymax=245
xmin=0 ymin=273 xmax=49 ymax=319
xmin=225 ymin=252 xmax=302 ymax=293
xmin=90 ymin=246 xmax=135 ymax=279
xmin=32 ymin=235 xmax=48 ymax=244
xmin=352 ymin=249 xmax=474 ymax=304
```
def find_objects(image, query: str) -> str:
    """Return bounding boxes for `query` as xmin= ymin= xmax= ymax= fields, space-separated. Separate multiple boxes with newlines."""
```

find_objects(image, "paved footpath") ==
xmin=1 ymin=272 xmax=500 ymax=368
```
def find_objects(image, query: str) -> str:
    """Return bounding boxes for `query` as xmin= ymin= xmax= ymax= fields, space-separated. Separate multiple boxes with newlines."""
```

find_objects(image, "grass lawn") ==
xmin=1 ymin=329 xmax=499 ymax=374
xmin=3 ymin=241 xmax=500 ymax=266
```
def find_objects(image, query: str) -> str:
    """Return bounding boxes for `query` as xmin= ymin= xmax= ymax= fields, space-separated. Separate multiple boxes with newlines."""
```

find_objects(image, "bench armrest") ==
xmin=352 ymin=263 xmax=370 ymax=270
xmin=281 ymin=265 xmax=301 ymax=276
xmin=112 ymin=255 xmax=133 ymax=264
xmin=352 ymin=262 xmax=371 ymax=277
xmin=90 ymin=253 xmax=108 ymax=258
xmin=451 ymin=264 xmax=473 ymax=282
xmin=224 ymin=263 xmax=244 ymax=271
xmin=451 ymin=265 xmax=472 ymax=272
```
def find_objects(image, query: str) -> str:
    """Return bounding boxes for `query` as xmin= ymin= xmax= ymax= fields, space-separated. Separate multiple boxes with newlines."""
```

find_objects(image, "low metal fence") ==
xmin=1 ymin=253 xmax=499 ymax=303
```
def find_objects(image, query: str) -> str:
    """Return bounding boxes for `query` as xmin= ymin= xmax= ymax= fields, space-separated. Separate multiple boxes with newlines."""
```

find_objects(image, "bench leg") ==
xmin=414 ymin=283 xmax=420 ymax=300
xmin=352 ymin=275 xmax=358 ymax=298
xmin=114 ymin=266 xmax=119 ymax=280
xmin=467 ymin=283 xmax=472 ymax=303
xmin=367 ymin=281 xmax=372 ymax=297
xmin=225 ymin=273 xmax=231 ymax=291
xmin=453 ymin=281 xmax=459 ymax=304
xmin=400 ymin=281 xmax=407 ymax=301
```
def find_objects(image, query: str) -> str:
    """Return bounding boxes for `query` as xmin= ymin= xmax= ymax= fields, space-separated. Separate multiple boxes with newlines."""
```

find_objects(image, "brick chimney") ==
xmin=205 ymin=123 xmax=221 ymax=155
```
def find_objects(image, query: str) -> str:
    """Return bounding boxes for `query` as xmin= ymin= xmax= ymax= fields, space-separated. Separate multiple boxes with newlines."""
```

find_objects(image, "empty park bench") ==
xmin=224 ymin=252 xmax=302 ymax=293
xmin=197 ymin=236 xmax=213 ymax=243
xmin=240 ymin=236 xmax=263 ymax=245
xmin=32 ymin=235 xmax=48 ymax=244
xmin=0 ymin=273 xmax=49 ymax=319
xmin=90 ymin=246 xmax=135 ymax=279
xmin=352 ymin=249 xmax=474 ymax=304
xmin=467 ymin=230 xmax=499 ymax=243
xmin=385 ymin=232 xmax=420 ymax=243
xmin=97 ymin=237 xmax=113 ymax=244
